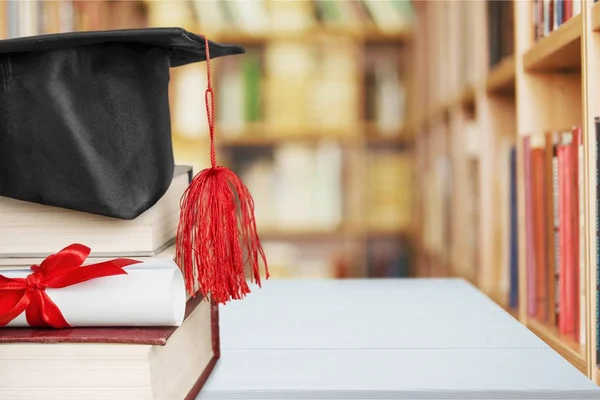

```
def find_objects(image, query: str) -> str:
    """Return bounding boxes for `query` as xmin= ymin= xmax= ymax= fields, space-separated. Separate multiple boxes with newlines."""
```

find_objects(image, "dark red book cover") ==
xmin=558 ymin=133 xmax=576 ymax=336
xmin=531 ymin=146 xmax=548 ymax=322
xmin=571 ymin=126 xmax=581 ymax=340
xmin=564 ymin=0 xmax=573 ymax=22
xmin=544 ymin=132 xmax=557 ymax=325
xmin=0 ymin=295 xmax=220 ymax=400
xmin=558 ymin=143 xmax=567 ymax=333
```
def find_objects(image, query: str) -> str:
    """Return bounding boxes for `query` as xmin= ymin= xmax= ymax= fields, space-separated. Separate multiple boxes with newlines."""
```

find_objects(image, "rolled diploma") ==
xmin=3 ymin=259 xmax=186 ymax=327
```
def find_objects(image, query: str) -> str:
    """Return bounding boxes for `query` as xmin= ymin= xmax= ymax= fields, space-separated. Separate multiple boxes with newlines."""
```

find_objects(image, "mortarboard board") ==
xmin=0 ymin=28 xmax=268 ymax=304
xmin=0 ymin=27 xmax=244 ymax=219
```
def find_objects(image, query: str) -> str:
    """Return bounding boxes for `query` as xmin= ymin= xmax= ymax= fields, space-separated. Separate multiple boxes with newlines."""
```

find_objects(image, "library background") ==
xmin=4 ymin=0 xmax=600 ymax=386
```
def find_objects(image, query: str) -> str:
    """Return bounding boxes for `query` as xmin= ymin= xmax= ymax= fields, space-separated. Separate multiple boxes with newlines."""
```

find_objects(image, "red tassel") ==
xmin=176 ymin=37 xmax=268 ymax=304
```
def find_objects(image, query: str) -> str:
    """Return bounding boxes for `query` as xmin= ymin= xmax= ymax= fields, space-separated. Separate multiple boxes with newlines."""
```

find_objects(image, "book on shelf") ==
xmin=545 ymin=132 xmax=558 ymax=326
xmin=0 ymin=166 xmax=192 ymax=258
xmin=232 ymin=141 xmax=343 ymax=233
xmin=0 ymin=295 xmax=218 ymax=400
xmin=523 ymin=135 xmax=537 ymax=317
xmin=509 ymin=145 xmax=519 ymax=309
xmin=486 ymin=0 xmax=514 ymax=68
xmin=0 ymin=0 xmax=149 ymax=38
xmin=533 ymin=0 xmax=580 ymax=43
xmin=365 ymin=45 xmax=406 ymax=136
xmin=366 ymin=149 xmax=413 ymax=232
xmin=215 ymin=47 xmax=262 ymax=136
xmin=531 ymin=134 xmax=548 ymax=321
xmin=367 ymin=238 xmax=411 ymax=278
xmin=596 ymin=117 xmax=600 ymax=366
xmin=521 ymin=126 xmax=583 ymax=343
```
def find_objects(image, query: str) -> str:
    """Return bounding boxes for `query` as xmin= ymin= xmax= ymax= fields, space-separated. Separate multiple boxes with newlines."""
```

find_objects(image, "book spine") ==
xmin=543 ymin=0 xmax=550 ymax=37
xmin=558 ymin=140 xmax=567 ymax=332
xmin=596 ymin=117 xmax=600 ymax=364
xmin=532 ymin=145 xmax=548 ymax=322
xmin=572 ymin=126 xmax=581 ymax=340
xmin=578 ymin=128 xmax=585 ymax=345
xmin=546 ymin=133 xmax=557 ymax=325
xmin=553 ymin=145 xmax=560 ymax=323
xmin=510 ymin=146 xmax=519 ymax=309
xmin=524 ymin=136 xmax=537 ymax=317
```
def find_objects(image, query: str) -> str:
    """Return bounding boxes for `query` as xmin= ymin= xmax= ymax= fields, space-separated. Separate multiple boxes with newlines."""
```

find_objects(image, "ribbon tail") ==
xmin=26 ymin=290 xmax=69 ymax=329
xmin=0 ymin=291 xmax=29 ymax=327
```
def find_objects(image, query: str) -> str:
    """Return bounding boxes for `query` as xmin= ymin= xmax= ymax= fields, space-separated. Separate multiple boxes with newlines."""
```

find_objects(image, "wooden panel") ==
xmin=486 ymin=55 xmax=517 ymax=95
xmin=523 ymin=14 xmax=583 ymax=72
xmin=527 ymin=318 xmax=587 ymax=374
xmin=592 ymin=2 xmax=600 ymax=32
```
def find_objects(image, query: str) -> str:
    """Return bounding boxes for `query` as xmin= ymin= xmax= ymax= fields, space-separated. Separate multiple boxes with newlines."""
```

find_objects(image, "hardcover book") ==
xmin=0 ymin=295 xmax=218 ymax=400
xmin=0 ymin=166 xmax=192 ymax=258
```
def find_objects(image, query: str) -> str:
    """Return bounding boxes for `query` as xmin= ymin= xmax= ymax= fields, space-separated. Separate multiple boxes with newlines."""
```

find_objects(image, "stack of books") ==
xmin=0 ymin=165 xmax=220 ymax=400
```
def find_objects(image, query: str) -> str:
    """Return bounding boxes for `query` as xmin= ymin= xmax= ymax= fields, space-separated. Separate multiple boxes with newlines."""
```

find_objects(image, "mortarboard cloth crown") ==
xmin=0 ymin=28 xmax=268 ymax=304
xmin=0 ymin=27 xmax=244 ymax=219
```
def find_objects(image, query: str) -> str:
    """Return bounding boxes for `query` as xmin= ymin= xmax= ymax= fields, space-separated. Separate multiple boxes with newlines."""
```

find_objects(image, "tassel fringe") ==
xmin=176 ymin=166 xmax=269 ymax=304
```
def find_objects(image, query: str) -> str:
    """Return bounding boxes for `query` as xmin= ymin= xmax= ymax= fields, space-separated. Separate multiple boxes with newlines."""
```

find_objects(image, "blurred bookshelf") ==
xmin=0 ymin=0 xmax=417 ymax=281
xmin=409 ymin=0 xmax=600 ymax=383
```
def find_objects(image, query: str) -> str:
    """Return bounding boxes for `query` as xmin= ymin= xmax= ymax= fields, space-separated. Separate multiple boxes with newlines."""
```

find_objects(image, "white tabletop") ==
xmin=198 ymin=278 xmax=600 ymax=399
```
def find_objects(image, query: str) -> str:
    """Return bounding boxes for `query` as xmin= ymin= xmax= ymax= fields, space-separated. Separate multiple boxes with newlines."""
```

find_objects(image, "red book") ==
xmin=531 ymin=144 xmax=548 ymax=322
xmin=558 ymin=142 xmax=567 ymax=332
xmin=570 ymin=126 xmax=581 ymax=340
xmin=558 ymin=131 xmax=577 ymax=336
xmin=0 ymin=296 xmax=219 ymax=400
xmin=564 ymin=0 xmax=573 ymax=22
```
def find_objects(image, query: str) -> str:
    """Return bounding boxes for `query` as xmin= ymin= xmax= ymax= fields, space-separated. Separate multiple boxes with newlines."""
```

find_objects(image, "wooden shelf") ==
xmin=365 ymin=228 xmax=411 ymax=238
xmin=459 ymin=85 xmax=476 ymax=109
xmin=592 ymin=2 xmax=600 ymax=32
xmin=526 ymin=318 xmax=587 ymax=374
xmin=219 ymin=134 xmax=354 ymax=147
xmin=365 ymin=123 xmax=414 ymax=146
xmin=258 ymin=227 xmax=410 ymax=240
xmin=258 ymin=227 xmax=349 ymax=240
xmin=211 ymin=28 xmax=412 ymax=46
xmin=523 ymin=14 xmax=582 ymax=72
xmin=215 ymin=123 xmax=361 ymax=146
xmin=486 ymin=54 xmax=516 ymax=94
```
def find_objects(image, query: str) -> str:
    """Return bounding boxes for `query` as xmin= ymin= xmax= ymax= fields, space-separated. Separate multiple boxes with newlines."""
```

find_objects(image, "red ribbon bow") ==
xmin=0 ymin=244 xmax=140 ymax=328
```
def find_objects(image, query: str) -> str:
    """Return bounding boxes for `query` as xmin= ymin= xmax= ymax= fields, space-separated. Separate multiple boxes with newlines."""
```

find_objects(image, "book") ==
xmin=0 ymin=243 xmax=175 ymax=270
xmin=558 ymin=131 xmax=578 ymax=337
xmin=509 ymin=145 xmax=519 ymax=310
xmin=0 ymin=295 xmax=218 ymax=400
xmin=596 ymin=117 xmax=600 ymax=366
xmin=524 ymin=135 xmax=537 ymax=317
xmin=0 ymin=165 xmax=192 ymax=258
xmin=531 ymin=135 xmax=547 ymax=322
xmin=544 ymin=132 xmax=557 ymax=325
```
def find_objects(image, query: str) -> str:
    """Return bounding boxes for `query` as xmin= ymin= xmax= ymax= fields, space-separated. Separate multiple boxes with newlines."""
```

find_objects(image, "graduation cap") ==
xmin=0 ymin=28 xmax=268 ymax=303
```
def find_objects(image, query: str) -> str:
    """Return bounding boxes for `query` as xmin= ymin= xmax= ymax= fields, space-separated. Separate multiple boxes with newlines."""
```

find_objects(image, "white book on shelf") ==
xmin=216 ymin=57 xmax=245 ymax=135
xmin=312 ymin=141 xmax=343 ymax=230
xmin=274 ymin=143 xmax=316 ymax=231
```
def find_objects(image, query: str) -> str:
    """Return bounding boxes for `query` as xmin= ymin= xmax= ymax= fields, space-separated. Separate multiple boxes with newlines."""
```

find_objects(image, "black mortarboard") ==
xmin=0 ymin=27 xmax=244 ymax=219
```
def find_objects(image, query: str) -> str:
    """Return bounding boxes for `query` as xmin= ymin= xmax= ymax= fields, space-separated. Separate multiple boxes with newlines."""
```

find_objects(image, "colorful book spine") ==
xmin=524 ymin=136 xmax=537 ymax=317
xmin=509 ymin=146 xmax=519 ymax=309
xmin=594 ymin=117 xmax=600 ymax=365
xmin=553 ymin=140 xmax=561 ymax=323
